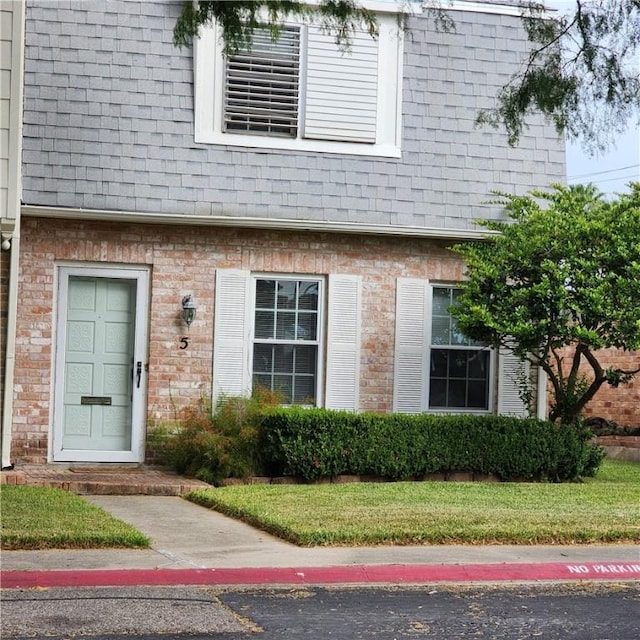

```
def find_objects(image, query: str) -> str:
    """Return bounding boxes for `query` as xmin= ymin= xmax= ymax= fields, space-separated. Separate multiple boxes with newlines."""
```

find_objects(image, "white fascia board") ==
xmin=423 ymin=1 xmax=536 ymax=17
xmin=21 ymin=205 xmax=498 ymax=241
xmin=306 ymin=0 xmax=405 ymax=14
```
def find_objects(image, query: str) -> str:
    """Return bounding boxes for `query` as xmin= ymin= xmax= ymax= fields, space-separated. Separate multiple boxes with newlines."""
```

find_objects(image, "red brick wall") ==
xmin=581 ymin=348 xmax=640 ymax=427
xmin=12 ymin=216 xmax=465 ymax=464
xmin=547 ymin=347 xmax=640 ymax=427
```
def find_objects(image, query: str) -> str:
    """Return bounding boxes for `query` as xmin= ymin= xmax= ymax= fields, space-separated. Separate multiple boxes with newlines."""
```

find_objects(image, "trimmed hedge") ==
xmin=260 ymin=409 xmax=604 ymax=482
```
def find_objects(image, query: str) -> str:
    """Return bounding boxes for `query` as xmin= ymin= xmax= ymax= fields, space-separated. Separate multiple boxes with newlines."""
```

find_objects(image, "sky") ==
xmin=566 ymin=123 xmax=640 ymax=196
xmin=549 ymin=1 xmax=640 ymax=195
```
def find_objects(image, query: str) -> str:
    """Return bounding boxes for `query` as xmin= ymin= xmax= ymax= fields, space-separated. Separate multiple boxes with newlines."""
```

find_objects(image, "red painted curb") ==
xmin=2 ymin=562 xmax=639 ymax=589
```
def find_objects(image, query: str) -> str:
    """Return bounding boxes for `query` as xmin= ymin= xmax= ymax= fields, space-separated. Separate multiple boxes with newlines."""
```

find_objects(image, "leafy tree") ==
xmin=173 ymin=1 xmax=640 ymax=152
xmin=173 ymin=0 xmax=380 ymax=54
xmin=450 ymin=183 xmax=640 ymax=424
xmin=476 ymin=1 xmax=640 ymax=152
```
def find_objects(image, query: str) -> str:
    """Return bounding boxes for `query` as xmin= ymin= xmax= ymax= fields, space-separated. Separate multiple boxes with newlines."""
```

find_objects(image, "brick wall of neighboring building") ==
xmin=582 ymin=349 xmax=640 ymax=427
xmin=11 ymin=216 xmax=466 ymax=464
xmin=547 ymin=347 xmax=640 ymax=427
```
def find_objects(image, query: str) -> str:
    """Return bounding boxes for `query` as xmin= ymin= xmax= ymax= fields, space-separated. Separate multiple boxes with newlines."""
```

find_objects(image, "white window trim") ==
xmin=249 ymin=274 xmax=326 ymax=407
xmin=439 ymin=1 xmax=529 ymax=17
xmin=194 ymin=13 xmax=403 ymax=158
xmin=425 ymin=284 xmax=495 ymax=414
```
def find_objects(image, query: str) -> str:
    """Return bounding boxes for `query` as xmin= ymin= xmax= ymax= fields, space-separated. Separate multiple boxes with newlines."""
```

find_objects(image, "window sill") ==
xmin=426 ymin=408 xmax=494 ymax=414
xmin=194 ymin=130 xmax=402 ymax=159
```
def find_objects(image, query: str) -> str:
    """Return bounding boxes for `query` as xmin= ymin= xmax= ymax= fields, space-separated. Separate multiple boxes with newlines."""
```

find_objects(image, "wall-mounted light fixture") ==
xmin=181 ymin=294 xmax=197 ymax=327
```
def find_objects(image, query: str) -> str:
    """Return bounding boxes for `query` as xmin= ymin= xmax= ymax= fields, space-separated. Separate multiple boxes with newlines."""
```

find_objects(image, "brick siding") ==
xmin=582 ymin=349 xmax=640 ymax=427
xmin=547 ymin=347 xmax=640 ymax=427
xmin=11 ymin=216 xmax=466 ymax=464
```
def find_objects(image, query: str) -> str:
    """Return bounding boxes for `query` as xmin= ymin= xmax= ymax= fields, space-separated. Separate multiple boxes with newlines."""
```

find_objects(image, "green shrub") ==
xmin=158 ymin=388 xmax=282 ymax=485
xmin=261 ymin=410 xmax=604 ymax=482
xmin=158 ymin=397 xmax=604 ymax=484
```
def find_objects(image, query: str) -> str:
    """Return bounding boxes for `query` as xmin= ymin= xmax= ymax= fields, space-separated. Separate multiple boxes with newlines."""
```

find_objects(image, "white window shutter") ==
xmin=497 ymin=348 xmax=531 ymax=417
xmin=303 ymin=27 xmax=378 ymax=143
xmin=393 ymin=278 xmax=429 ymax=413
xmin=213 ymin=269 xmax=251 ymax=399
xmin=325 ymin=274 xmax=362 ymax=411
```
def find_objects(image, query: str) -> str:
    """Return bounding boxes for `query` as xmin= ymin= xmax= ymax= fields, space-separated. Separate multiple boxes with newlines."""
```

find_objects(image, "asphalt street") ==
xmin=2 ymin=583 xmax=639 ymax=639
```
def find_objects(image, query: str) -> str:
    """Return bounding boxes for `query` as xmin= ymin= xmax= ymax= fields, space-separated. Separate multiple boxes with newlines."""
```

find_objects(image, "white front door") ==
xmin=53 ymin=266 xmax=149 ymax=462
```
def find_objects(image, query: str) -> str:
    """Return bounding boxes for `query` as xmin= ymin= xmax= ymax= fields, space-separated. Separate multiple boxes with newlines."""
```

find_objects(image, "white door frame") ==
xmin=52 ymin=265 xmax=150 ymax=463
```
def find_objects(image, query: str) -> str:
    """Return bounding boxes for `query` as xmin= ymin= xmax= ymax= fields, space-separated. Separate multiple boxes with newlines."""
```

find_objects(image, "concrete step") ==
xmin=0 ymin=467 xmax=211 ymax=495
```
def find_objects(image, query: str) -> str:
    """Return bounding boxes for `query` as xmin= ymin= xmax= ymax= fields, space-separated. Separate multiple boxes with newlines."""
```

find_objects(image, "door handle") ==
xmin=136 ymin=361 xmax=142 ymax=389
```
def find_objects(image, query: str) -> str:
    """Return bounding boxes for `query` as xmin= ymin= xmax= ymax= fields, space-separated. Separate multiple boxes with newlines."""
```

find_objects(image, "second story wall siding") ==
xmin=21 ymin=1 xmax=565 ymax=231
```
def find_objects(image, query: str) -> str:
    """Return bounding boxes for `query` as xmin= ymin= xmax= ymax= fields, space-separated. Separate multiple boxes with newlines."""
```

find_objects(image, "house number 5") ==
xmin=179 ymin=337 xmax=190 ymax=350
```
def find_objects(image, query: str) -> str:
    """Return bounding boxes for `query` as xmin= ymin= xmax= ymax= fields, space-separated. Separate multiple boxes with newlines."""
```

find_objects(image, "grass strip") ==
xmin=186 ymin=459 xmax=640 ymax=546
xmin=0 ymin=485 xmax=150 ymax=550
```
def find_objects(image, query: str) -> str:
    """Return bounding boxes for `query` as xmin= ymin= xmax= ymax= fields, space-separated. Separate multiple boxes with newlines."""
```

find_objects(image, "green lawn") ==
xmin=2 ymin=460 xmax=638 ymax=550
xmin=0 ymin=485 xmax=150 ymax=550
xmin=186 ymin=459 xmax=640 ymax=546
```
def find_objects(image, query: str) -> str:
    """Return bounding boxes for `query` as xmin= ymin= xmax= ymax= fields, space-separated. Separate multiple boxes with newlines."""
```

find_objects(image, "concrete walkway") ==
xmin=2 ymin=495 xmax=639 ymax=588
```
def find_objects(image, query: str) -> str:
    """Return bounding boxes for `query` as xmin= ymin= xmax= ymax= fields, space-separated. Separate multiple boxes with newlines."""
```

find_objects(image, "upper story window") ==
xmin=194 ymin=12 xmax=403 ymax=157
xmin=224 ymin=28 xmax=301 ymax=137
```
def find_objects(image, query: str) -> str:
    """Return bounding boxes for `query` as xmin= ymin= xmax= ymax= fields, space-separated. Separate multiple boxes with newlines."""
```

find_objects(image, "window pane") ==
xmin=448 ymin=380 xmax=467 ymax=408
xmin=429 ymin=378 xmax=447 ymax=408
xmin=274 ymin=375 xmax=293 ymax=403
xmin=430 ymin=350 xmax=448 ymax=377
xmin=276 ymin=311 xmax=297 ymax=340
xmin=293 ymin=376 xmax=315 ymax=404
xmin=431 ymin=316 xmax=450 ymax=345
xmin=432 ymin=287 xmax=452 ymax=315
xmin=277 ymin=281 xmax=297 ymax=309
xmin=450 ymin=319 xmax=468 ymax=345
xmin=253 ymin=344 xmax=272 ymax=373
xmin=298 ymin=282 xmax=319 ymax=310
xmin=467 ymin=379 xmax=488 ymax=409
xmin=273 ymin=345 xmax=294 ymax=372
xmin=297 ymin=312 xmax=317 ymax=341
xmin=294 ymin=345 xmax=317 ymax=374
xmin=468 ymin=351 xmax=489 ymax=378
xmin=253 ymin=374 xmax=272 ymax=392
xmin=255 ymin=311 xmax=275 ymax=339
xmin=449 ymin=352 xmax=468 ymax=378
xmin=256 ymin=279 xmax=276 ymax=309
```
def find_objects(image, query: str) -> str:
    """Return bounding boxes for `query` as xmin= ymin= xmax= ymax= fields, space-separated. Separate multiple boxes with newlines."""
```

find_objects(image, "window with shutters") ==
xmin=252 ymin=277 xmax=322 ymax=405
xmin=213 ymin=270 xmax=361 ymax=410
xmin=194 ymin=12 xmax=402 ymax=157
xmin=393 ymin=278 xmax=532 ymax=416
xmin=428 ymin=287 xmax=491 ymax=410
